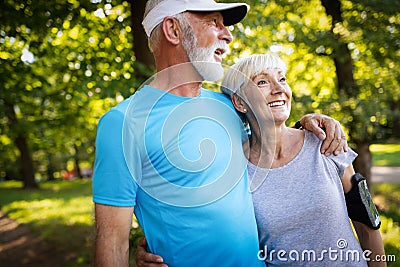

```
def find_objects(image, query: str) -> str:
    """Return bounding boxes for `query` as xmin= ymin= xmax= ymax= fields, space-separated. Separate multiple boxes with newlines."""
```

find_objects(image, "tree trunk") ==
xmin=4 ymin=102 xmax=38 ymax=189
xmin=47 ymin=154 xmax=56 ymax=181
xmin=390 ymin=100 xmax=400 ymax=137
xmin=353 ymin=141 xmax=373 ymax=189
xmin=74 ymin=144 xmax=83 ymax=179
xmin=321 ymin=0 xmax=356 ymax=95
xmin=321 ymin=0 xmax=372 ymax=186
xmin=129 ymin=0 xmax=155 ymax=82
xmin=332 ymin=43 xmax=356 ymax=96
xmin=15 ymin=136 xmax=38 ymax=189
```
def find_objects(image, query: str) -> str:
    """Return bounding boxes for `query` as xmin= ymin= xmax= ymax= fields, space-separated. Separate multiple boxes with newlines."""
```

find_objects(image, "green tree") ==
xmin=129 ymin=0 xmax=155 ymax=76
xmin=237 ymin=0 xmax=399 ymax=184
xmin=0 ymin=0 xmax=138 ymax=188
xmin=320 ymin=0 xmax=400 ymax=184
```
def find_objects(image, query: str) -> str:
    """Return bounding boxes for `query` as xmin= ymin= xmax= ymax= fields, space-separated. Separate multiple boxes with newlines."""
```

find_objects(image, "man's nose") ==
xmin=220 ymin=26 xmax=233 ymax=44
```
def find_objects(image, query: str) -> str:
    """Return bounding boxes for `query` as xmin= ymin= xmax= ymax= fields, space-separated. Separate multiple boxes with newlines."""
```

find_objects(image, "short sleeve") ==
xmin=328 ymin=148 xmax=358 ymax=178
xmin=92 ymin=108 xmax=138 ymax=207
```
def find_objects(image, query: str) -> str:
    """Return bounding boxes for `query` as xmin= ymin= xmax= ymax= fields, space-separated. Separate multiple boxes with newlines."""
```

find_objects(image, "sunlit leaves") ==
xmin=237 ymin=0 xmax=399 ymax=140
xmin=1 ymin=0 xmax=139 ymax=181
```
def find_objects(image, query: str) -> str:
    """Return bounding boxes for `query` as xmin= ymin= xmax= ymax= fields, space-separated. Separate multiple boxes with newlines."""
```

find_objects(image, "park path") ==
xmin=0 ymin=167 xmax=399 ymax=266
xmin=0 ymin=211 xmax=63 ymax=267
xmin=371 ymin=166 xmax=400 ymax=184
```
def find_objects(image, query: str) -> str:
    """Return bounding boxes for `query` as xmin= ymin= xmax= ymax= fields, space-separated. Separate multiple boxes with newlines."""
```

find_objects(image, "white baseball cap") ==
xmin=142 ymin=0 xmax=250 ymax=37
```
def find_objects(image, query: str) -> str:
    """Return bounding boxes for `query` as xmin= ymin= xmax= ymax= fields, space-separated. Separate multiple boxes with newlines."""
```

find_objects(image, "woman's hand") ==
xmin=134 ymin=237 xmax=168 ymax=267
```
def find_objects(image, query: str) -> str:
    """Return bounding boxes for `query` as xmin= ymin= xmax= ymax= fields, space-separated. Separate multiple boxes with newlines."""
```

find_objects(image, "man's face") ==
xmin=181 ymin=12 xmax=233 ymax=81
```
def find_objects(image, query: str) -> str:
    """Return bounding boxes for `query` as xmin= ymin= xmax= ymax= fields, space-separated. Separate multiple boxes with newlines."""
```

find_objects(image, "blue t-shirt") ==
xmin=93 ymin=86 xmax=263 ymax=267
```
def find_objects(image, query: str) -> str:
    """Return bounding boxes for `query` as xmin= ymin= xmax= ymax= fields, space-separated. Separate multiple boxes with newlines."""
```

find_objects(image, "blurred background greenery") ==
xmin=1 ymin=0 xmax=399 ymax=266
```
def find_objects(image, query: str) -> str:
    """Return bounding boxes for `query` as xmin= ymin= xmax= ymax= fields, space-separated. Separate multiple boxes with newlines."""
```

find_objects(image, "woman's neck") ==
xmin=249 ymin=123 xmax=304 ymax=169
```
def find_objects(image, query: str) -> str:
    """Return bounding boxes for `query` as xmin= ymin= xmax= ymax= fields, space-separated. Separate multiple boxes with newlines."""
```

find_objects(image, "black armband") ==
xmin=345 ymin=173 xmax=381 ymax=230
xmin=294 ymin=120 xmax=303 ymax=129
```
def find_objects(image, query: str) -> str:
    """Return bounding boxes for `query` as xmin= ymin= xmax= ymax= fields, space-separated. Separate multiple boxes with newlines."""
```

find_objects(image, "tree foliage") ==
xmin=1 ymin=0 xmax=138 ymax=187
xmin=0 ymin=0 xmax=399 ymax=187
xmin=227 ymin=0 xmax=399 ymax=179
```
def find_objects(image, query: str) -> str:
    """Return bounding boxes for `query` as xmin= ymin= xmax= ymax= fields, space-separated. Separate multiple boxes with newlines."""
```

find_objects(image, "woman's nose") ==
xmin=271 ymin=81 xmax=286 ymax=94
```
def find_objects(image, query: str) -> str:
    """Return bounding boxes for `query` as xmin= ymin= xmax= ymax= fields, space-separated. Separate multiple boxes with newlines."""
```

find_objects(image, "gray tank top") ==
xmin=248 ymin=130 xmax=367 ymax=266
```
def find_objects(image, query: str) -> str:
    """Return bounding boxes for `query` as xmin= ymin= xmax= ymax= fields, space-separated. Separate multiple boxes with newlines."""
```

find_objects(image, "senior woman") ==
xmin=220 ymin=53 xmax=385 ymax=266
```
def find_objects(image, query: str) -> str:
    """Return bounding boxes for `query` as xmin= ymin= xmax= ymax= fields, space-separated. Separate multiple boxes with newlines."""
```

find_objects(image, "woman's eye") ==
xmin=280 ymin=77 xmax=286 ymax=83
xmin=257 ymin=80 xmax=268 ymax=86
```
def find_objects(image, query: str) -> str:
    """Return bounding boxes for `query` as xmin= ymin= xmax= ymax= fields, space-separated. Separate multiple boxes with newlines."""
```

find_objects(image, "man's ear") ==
xmin=232 ymin=93 xmax=248 ymax=113
xmin=161 ymin=17 xmax=181 ymax=45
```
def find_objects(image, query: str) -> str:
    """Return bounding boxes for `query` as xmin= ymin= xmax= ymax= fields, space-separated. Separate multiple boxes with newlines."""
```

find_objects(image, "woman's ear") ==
xmin=161 ymin=17 xmax=181 ymax=45
xmin=232 ymin=93 xmax=248 ymax=113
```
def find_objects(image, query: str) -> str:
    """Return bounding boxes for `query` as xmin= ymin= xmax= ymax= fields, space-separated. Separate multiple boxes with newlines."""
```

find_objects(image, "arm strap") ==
xmin=345 ymin=173 xmax=381 ymax=230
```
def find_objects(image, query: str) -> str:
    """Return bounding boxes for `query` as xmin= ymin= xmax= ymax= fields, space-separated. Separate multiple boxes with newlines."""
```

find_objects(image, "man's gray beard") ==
xmin=190 ymin=48 xmax=225 ymax=82
xmin=182 ymin=30 xmax=225 ymax=82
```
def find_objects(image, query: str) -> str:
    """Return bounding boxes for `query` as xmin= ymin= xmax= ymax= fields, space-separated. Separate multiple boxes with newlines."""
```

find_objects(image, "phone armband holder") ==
xmin=345 ymin=173 xmax=381 ymax=230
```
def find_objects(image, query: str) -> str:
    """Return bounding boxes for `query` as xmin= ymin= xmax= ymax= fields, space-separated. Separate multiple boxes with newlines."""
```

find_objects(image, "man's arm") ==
xmin=134 ymin=237 xmax=167 ymax=267
xmin=299 ymin=114 xmax=348 ymax=156
xmin=94 ymin=203 xmax=134 ymax=267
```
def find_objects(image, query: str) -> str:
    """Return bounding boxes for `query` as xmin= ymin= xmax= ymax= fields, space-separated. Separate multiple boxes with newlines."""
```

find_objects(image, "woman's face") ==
xmin=244 ymin=68 xmax=292 ymax=125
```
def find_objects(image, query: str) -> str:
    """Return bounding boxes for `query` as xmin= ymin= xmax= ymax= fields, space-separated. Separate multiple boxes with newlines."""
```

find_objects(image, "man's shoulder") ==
xmin=201 ymin=89 xmax=232 ymax=103
xmin=100 ymin=90 xmax=147 ymax=122
xmin=99 ymin=97 xmax=131 ymax=124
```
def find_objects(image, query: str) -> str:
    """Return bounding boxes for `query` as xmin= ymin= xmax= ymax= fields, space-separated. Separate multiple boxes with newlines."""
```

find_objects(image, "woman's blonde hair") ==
xmin=221 ymin=53 xmax=287 ymax=97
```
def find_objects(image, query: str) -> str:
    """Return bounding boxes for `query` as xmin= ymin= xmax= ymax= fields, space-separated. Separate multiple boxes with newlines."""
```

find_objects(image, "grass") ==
xmin=0 ymin=179 xmax=143 ymax=267
xmin=371 ymin=144 xmax=400 ymax=167
xmin=372 ymin=183 xmax=400 ymax=266
xmin=0 ymin=179 xmax=95 ymax=266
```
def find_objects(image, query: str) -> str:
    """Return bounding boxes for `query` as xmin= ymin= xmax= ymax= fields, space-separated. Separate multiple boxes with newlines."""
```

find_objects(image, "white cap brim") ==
xmin=142 ymin=0 xmax=249 ymax=37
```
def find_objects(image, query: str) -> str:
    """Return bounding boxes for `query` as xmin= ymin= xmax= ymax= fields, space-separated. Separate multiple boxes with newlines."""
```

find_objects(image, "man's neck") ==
xmin=151 ymin=63 xmax=203 ymax=97
xmin=168 ymin=83 xmax=203 ymax=97
xmin=149 ymin=80 xmax=202 ymax=97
